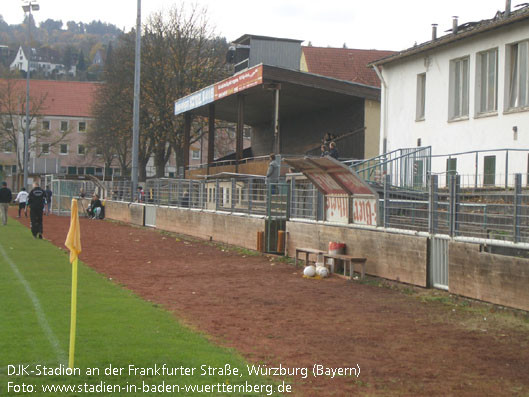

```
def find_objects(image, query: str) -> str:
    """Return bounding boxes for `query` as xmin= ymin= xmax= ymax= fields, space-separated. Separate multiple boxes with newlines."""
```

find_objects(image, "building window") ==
xmin=78 ymin=121 xmax=86 ymax=132
xmin=449 ymin=56 xmax=470 ymax=120
xmin=3 ymin=141 xmax=13 ymax=152
xmin=61 ymin=121 xmax=68 ymax=131
xmin=77 ymin=167 xmax=85 ymax=175
xmin=67 ymin=166 xmax=77 ymax=175
xmin=42 ymin=120 xmax=50 ymax=130
xmin=508 ymin=41 xmax=529 ymax=110
xmin=416 ymin=73 xmax=426 ymax=121
xmin=476 ymin=48 xmax=498 ymax=114
xmin=77 ymin=144 xmax=85 ymax=155
xmin=41 ymin=143 xmax=50 ymax=154
xmin=96 ymin=147 xmax=103 ymax=156
xmin=192 ymin=149 xmax=201 ymax=160
xmin=60 ymin=144 xmax=68 ymax=154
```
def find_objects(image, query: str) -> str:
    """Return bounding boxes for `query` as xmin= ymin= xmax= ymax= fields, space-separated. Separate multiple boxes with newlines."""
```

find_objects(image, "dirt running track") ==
xmin=12 ymin=209 xmax=529 ymax=396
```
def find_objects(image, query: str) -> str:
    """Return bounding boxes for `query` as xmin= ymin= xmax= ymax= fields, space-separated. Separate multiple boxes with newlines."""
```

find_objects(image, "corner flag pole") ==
xmin=65 ymin=199 xmax=82 ymax=369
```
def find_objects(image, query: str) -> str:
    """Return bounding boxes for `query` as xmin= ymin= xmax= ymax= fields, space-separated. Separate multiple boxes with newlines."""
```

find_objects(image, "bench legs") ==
xmin=344 ymin=261 xmax=366 ymax=280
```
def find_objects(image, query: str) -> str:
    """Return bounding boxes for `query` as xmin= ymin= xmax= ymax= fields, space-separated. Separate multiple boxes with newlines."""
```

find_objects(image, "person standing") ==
xmin=45 ymin=185 xmax=53 ymax=215
xmin=14 ymin=187 xmax=29 ymax=218
xmin=266 ymin=154 xmax=280 ymax=194
xmin=0 ymin=181 xmax=12 ymax=226
xmin=28 ymin=182 xmax=46 ymax=239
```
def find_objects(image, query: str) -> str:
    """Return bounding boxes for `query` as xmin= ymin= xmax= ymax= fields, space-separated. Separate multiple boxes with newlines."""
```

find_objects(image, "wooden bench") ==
xmin=322 ymin=253 xmax=367 ymax=280
xmin=295 ymin=247 xmax=325 ymax=267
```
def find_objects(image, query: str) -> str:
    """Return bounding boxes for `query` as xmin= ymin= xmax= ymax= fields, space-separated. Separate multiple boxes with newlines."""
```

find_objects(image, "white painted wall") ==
xmin=380 ymin=21 xmax=529 ymax=186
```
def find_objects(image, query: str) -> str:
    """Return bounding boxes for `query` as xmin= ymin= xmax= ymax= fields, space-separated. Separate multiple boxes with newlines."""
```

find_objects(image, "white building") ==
xmin=371 ymin=3 xmax=529 ymax=187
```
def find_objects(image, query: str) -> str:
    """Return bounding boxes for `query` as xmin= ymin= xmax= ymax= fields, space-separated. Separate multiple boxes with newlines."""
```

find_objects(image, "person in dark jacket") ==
xmin=0 ymin=181 xmax=13 ymax=226
xmin=328 ymin=142 xmax=339 ymax=160
xmin=87 ymin=194 xmax=103 ymax=219
xmin=45 ymin=185 xmax=53 ymax=215
xmin=28 ymin=182 xmax=46 ymax=238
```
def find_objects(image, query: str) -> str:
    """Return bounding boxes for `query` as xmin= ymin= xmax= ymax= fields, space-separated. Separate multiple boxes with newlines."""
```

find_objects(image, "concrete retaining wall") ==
xmin=449 ymin=242 xmax=529 ymax=311
xmin=100 ymin=201 xmax=529 ymax=310
xmin=155 ymin=207 xmax=265 ymax=250
xmin=286 ymin=221 xmax=428 ymax=287
xmin=104 ymin=201 xmax=144 ymax=226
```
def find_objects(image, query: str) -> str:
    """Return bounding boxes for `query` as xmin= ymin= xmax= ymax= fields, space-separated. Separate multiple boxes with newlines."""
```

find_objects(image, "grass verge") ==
xmin=0 ymin=220 xmax=280 ymax=396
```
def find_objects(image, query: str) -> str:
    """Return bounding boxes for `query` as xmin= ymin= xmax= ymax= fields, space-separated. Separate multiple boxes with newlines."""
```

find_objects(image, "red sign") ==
xmin=215 ymin=65 xmax=263 ymax=100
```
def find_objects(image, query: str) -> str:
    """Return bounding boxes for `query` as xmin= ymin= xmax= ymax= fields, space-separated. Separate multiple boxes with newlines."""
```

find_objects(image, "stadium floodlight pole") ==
xmin=131 ymin=0 xmax=141 ymax=200
xmin=22 ymin=0 xmax=39 ymax=191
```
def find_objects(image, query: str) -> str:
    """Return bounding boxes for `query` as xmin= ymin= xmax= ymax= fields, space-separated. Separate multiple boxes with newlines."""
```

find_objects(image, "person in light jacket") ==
xmin=15 ymin=187 xmax=29 ymax=218
xmin=266 ymin=154 xmax=280 ymax=194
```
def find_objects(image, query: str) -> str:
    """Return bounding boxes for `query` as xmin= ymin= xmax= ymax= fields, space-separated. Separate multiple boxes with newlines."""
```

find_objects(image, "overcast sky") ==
xmin=2 ymin=0 xmax=512 ymax=51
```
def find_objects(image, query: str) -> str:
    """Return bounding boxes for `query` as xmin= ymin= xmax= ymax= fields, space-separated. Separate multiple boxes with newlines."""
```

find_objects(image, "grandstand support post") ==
xmin=429 ymin=174 xmax=438 ymax=235
xmin=183 ymin=113 xmax=191 ymax=178
xmin=383 ymin=174 xmax=390 ymax=228
xmin=514 ymin=173 xmax=522 ymax=243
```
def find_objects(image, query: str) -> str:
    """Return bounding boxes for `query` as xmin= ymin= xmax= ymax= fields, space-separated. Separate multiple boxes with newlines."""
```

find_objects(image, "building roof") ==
xmin=0 ymin=79 xmax=100 ymax=118
xmin=371 ymin=5 xmax=529 ymax=67
xmin=233 ymin=34 xmax=304 ymax=45
xmin=302 ymin=46 xmax=396 ymax=88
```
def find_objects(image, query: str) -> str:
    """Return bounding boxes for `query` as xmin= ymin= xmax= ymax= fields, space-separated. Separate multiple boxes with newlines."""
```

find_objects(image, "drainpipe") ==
xmin=372 ymin=65 xmax=388 ymax=154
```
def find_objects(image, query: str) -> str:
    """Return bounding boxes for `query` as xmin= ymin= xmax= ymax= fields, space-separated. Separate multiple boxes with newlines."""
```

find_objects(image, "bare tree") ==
xmin=143 ymin=4 xmax=229 ymax=177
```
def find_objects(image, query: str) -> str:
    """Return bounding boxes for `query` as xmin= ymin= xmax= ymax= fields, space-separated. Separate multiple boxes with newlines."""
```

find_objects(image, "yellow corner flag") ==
xmin=65 ymin=199 xmax=82 ymax=263
xmin=65 ymin=199 xmax=82 ymax=369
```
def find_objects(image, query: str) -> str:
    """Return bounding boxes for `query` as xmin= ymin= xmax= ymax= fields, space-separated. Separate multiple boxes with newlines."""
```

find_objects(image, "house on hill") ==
xmin=370 ymin=2 xmax=529 ymax=186
xmin=10 ymin=46 xmax=76 ymax=77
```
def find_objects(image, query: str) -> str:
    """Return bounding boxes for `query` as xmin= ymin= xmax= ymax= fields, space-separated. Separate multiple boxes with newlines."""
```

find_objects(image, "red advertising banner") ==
xmin=215 ymin=65 xmax=263 ymax=99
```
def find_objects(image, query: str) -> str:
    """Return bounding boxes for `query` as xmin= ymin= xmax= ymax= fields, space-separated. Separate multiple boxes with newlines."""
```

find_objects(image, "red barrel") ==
xmin=328 ymin=242 xmax=345 ymax=255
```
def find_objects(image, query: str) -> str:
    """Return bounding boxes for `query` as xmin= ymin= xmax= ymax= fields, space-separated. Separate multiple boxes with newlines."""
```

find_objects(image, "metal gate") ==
xmin=265 ymin=183 xmax=289 ymax=253
xmin=429 ymin=236 xmax=449 ymax=290
xmin=144 ymin=204 xmax=156 ymax=227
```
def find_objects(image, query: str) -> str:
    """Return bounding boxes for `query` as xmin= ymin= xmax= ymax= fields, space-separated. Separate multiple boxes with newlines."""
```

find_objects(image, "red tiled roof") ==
xmin=0 ymin=79 xmax=101 ymax=118
xmin=302 ymin=47 xmax=396 ymax=88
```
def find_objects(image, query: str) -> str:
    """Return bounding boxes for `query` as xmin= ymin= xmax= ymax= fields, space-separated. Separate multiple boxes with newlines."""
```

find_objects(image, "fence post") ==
xmin=290 ymin=177 xmax=296 ymax=219
xmin=505 ymin=150 xmax=509 ymax=189
xmin=514 ymin=173 xmax=522 ymax=243
xmin=188 ymin=179 xmax=193 ymax=209
xmin=449 ymin=175 xmax=461 ymax=237
xmin=215 ymin=179 xmax=220 ymax=211
xmin=383 ymin=174 xmax=390 ymax=228
xmin=248 ymin=178 xmax=253 ymax=214
xmin=475 ymin=151 xmax=478 ymax=189
xmin=200 ymin=180 xmax=205 ymax=209
xmin=231 ymin=178 xmax=236 ymax=213
xmin=429 ymin=174 xmax=438 ymax=235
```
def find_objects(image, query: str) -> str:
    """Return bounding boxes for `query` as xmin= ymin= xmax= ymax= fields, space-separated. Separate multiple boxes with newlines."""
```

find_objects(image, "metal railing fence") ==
xmin=49 ymin=171 xmax=529 ymax=245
